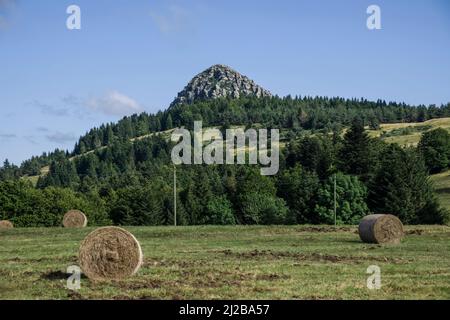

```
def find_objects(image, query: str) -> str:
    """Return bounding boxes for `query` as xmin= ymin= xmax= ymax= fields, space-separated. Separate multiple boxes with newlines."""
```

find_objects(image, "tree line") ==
xmin=0 ymin=118 xmax=447 ymax=227
xmin=2 ymin=95 xmax=450 ymax=178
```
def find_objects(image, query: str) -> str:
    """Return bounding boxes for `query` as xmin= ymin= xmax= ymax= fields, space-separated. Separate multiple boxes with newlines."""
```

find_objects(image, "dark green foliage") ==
xmin=110 ymin=185 xmax=163 ymax=225
xmin=285 ymin=136 xmax=335 ymax=179
xmin=236 ymin=168 xmax=288 ymax=224
xmin=368 ymin=145 xmax=445 ymax=224
xmin=1 ymin=97 xmax=449 ymax=226
xmin=338 ymin=118 xmax=376 ymax=179
xmin=0 ymin=159 xmax=20 ymax=180
xmin=0 ymin=180 xmax=110 ymax=227
xmin=315 ymin=173 xmax=368 ymax=225
xmin=206 ymin=195 xmax=235 ymax=225
xmin=239 ymin=192 xmax=288 ymax=225
xmin=37 ymin=158 xmax=80 ymax=189
xmin=2 ymin=96 xmax=450 ymax=179
xmin=368 ymin=117 xmax=380 ymax=130
xmin=164 ymin=114 xmax=173 ymax=130
xmin=418 ymin=128 xmax=450 ymax=173
xmin=277 ymin=165 xmax=320 ymax=224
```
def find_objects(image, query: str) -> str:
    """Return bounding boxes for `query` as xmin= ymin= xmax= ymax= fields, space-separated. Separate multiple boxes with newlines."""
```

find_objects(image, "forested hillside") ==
xmin=3 ymin=95 xmax=450 ymax=179
xmin=2 ymin=63 xmax=450 ymax=227
xmin=0 ymin=113 xmax=448 ymax=227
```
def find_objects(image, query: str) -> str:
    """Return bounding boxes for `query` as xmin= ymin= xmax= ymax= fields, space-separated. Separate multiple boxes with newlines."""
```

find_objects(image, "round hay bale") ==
xmin=359 ymin=214 xmax=404 ymax=244
xmin=79 ymin=227 xmax=143 ymax=281
xmin=0 ymin=220 xmax=13 ymax=229
xmin=63 ymin=210 xmax=87 ymax=228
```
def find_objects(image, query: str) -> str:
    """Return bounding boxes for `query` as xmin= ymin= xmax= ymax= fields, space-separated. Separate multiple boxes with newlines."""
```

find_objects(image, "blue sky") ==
xmin=0 ymin=0 xmax=449 ymax=164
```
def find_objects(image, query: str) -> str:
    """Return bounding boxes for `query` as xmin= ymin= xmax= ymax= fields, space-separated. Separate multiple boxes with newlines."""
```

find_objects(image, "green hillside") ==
xmin=368 ymin=117 xmax=450 ymax=146
xmin=23 ymin=117 xmax=450 ymax=188
xmin=18 ymin=117 xmax=450 ymax=222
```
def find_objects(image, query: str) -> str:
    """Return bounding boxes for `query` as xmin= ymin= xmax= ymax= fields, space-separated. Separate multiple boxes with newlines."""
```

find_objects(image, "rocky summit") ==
xmin=170 ymin=64 xmax=272 ymax=107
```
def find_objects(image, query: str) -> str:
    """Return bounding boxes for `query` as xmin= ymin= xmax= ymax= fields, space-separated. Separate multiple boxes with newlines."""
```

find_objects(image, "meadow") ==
xmin=368 ymin=117 xmax=450 ymax=146
xmin=5 ymin=118 xmax=450 ymax=300
xmin=1 ymin=225 xmax=449 ymax=300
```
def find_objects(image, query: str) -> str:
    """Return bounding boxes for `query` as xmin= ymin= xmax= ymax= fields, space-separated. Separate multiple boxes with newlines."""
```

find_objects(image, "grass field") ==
xmin=1 ymin=225 xmax=450 ymax=300
xmin=368 ymin=117 xmax=450 ymax=146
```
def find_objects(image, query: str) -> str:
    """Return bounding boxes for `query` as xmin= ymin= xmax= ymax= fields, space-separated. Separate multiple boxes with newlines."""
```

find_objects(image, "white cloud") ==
xmin=150 ymin=5 xmax=190 ymax=34
xmin=32 ymin=91 xmax=143 ymax=118
xmin=86 ymin=91 xmax=143 ymax=116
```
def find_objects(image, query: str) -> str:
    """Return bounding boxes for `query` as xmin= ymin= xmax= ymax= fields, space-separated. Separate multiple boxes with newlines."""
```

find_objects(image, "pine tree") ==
xmin=104 ymin=125 xmax=114 ymax=145
xmin=237 ymin=168 xmax=288 ymax=224
xmin=182 ymin=181 xmax=202 ymax=225
xmin=338 ymin=118 xmax=375 ymax=179
xmin=368 ymin=145 xmax=445 ymax=224
xmin=315 ymin=173 xmax=368 ymax=225
xmin=164 ymin=114 xmax=173 ymax=130
xmin=418 ymin=128 xmax=450 ymax=173
xmin=78 ymin=141 xmax=87 ymax=154
xmin=277 ymin=165 xmax=320 ymax=224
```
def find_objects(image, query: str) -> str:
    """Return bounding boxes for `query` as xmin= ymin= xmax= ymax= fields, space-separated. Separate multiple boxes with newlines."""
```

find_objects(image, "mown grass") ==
xmin=1 ymin=225 xmax=450 ymax=300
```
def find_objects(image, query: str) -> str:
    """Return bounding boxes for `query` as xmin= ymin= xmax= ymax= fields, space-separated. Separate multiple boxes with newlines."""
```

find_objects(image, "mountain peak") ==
xmin=170 ymin=64 xmax=272 ymax=107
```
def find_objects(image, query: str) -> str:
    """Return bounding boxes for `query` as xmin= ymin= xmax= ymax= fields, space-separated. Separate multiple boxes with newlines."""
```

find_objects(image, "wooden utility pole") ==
xmin=334 ymin=173 xmax=337 ymax=227
xmin=174 ymin=165 xmax=177 ymax=227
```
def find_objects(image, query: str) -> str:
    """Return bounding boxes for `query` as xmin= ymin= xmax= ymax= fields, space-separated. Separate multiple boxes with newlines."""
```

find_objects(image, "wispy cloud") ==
xmin=32 ymin=91 xmax=143 ymax=118
xmin=86 ymin=91 xmax=143 ymax=116
xmin=59 ymin=95 xmax=92 ymax=119
xmin=36 ymin=126 xmax=49 ymax=132
xmin=45 ymin=131 xmax=77 ymax=144
xmin=0 ymin=133 xmax=16 ymax=139
xmin=150 ymin=5 xmax=190 ymax=34
xmin=23 ymin=135 xmax=38 ymax=145
xmin=31 ymin=100 xmax=70 ymax=117
xmin=62 ymin=95 xmax=82 ymax=106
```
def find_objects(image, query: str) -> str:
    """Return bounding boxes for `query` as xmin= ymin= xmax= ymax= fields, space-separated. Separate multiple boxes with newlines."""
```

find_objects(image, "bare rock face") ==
xmin=170 ymin=64 xmax=272 ymax=107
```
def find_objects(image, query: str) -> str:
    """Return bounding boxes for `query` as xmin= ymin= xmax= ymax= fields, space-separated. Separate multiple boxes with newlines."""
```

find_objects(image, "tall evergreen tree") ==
xmin=164 ymin=114 xmax=173 ymax=130
xmin=418 ymin=128 xmax=450 ymax=173
xmin=338 ymin=118 xmax=375 ymax=179
xmin=368 ymin=145 xmax=445 ymax=224
xmin=277 ymin=165 xmax=320 ymax=224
